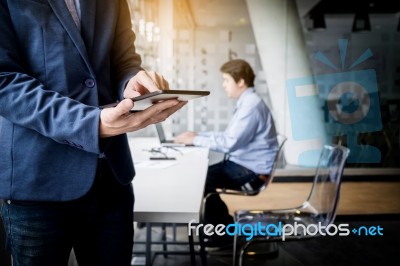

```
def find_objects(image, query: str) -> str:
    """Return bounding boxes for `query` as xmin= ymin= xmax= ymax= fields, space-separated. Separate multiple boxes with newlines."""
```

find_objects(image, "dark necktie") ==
xmin=65 ymin=0 xmax=80 ymax=31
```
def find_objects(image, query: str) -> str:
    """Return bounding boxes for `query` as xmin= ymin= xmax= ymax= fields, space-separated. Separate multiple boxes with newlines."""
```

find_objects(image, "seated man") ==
xmin=175 ymin=59 xmax=278 ymax=248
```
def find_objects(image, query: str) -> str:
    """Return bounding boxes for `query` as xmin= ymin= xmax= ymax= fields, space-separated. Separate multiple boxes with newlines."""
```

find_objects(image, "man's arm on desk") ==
xmin=174 ymin=131 xmax=197 ymax=145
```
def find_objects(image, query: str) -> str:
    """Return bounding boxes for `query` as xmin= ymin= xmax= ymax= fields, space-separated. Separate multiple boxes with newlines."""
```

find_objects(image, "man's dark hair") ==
xmin=220 ymin=59 xmax=255 ymax=87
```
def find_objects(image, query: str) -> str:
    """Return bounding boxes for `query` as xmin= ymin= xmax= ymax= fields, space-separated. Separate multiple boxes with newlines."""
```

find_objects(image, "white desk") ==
xmin=128 ymin=137 xmax=209 ymax=224
xmin=128 ymin=137 xmax=209 ymax=266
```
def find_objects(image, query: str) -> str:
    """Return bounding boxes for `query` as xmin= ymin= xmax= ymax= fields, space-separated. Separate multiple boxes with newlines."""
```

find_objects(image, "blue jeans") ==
xmin=0 ymin=160 xmax=134 ymax=266
xmin=203 ymin=160 xmax=258 ymax=226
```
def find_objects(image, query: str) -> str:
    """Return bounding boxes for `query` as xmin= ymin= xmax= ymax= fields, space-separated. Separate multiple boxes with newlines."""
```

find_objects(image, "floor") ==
xmin=2 ymin=214 xmax=400 ymax=266
xmin=132 ymin=214 xmax=400 ymax=266
xmin=221 ymin=181 xmax=400 ymax=216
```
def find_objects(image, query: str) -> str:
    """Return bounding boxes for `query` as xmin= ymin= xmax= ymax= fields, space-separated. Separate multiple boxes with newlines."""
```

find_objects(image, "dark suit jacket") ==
xmin=0 ymin=0 xmax=141 ymax=201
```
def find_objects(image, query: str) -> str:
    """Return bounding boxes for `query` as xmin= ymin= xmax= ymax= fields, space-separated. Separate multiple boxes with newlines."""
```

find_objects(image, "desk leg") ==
xmin=146 ymin=224 xmax=152 ymax=266
xmin=188 ymin=230 xmax=196 ymax=266
xmin=198 ymin=229 xmax=208 ymax=266
xmin=161 ymin=224 xmax=168 ymax=258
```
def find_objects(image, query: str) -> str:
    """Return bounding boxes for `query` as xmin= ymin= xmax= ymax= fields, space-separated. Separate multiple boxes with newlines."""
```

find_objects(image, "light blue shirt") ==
xmin=193 ymin=88 xmax=278 ymax=174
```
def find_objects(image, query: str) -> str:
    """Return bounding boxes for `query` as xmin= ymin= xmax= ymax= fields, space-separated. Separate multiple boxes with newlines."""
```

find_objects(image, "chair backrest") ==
xmin=302 ymin=145 xmax=350 ymax=226
xmin=270 ymin=134 xmax=287 ymax=177
xmin=220 ymin=134 xmax=287 ymax=196
xmin=241 ymin=134 xmax=287 ymax=195
xmin=258 ymin=134 xmax=287 ymax=191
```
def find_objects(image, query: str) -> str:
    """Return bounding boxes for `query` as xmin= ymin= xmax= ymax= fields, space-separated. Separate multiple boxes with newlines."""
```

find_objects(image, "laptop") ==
xmin=155 ymin=123 xmax=194 ymax=147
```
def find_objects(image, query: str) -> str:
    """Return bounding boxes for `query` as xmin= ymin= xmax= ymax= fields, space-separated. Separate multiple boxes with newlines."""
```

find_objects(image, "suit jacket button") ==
xmin=85 ymin=78 xmax=95 ymax=88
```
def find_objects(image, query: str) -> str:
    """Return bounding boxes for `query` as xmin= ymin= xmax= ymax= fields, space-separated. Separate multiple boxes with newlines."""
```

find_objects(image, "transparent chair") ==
xmin=200 ymin=134 xmax=287 ymax=221
xmin=233 ymin=145 xmax=350 ymax=266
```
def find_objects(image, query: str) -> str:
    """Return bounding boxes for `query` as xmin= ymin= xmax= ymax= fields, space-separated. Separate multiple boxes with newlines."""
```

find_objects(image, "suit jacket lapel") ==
xmin=47 ymin=0 xmax=93 ymax=75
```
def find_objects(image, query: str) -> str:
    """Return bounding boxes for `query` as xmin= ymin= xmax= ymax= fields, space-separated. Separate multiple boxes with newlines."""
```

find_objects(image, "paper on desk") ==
xmin=134 ymin=160 xmax=177 ymax=169
xmin=171 ymin=147 xmax=196 ymax=154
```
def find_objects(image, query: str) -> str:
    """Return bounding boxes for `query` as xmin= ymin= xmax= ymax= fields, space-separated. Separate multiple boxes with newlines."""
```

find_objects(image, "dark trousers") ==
xmin=0 ymin=204 xmax=11 ymax=266
xmin=0 ymin=160 xmax=134 ymax=266
xmin=203 ymin=160 xmax=258 ymax=226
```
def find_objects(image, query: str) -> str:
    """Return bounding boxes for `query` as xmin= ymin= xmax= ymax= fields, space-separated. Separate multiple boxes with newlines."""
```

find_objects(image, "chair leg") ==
xmin=232 ymin=234 xmax=238 ymax=266
xmin=238 ymin=239 xmax=279 ymax=266
xmin=238 ymin=239 xmax=254 ymax=266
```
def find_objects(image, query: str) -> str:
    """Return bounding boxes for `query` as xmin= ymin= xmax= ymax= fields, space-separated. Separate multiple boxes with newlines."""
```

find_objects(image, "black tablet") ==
xmin=101 ymin=90 xmax=210 ymax=111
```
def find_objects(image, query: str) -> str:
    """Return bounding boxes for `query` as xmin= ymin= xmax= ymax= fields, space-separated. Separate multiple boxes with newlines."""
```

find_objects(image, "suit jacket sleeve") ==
xmin=0 ymin=0 xmax=143 ymax=154
xmin=0 ymin=0 xmax=102 ymax=154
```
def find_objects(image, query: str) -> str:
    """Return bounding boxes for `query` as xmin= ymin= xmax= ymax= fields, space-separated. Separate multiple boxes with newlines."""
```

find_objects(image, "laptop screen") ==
xmin=155 ymin=123 xmax=193 ymax=147
xmin=155 ymin=123 xmax=167 ymax=143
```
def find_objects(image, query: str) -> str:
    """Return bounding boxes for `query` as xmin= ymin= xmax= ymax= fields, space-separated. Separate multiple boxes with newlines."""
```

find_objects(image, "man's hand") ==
xmin=174 ymin=131 xmax=197 ymax=145
xmin=99 ymin=99 xmax=186 ymax=138
xmin=124 ymin=70 xmax=169 ymax=99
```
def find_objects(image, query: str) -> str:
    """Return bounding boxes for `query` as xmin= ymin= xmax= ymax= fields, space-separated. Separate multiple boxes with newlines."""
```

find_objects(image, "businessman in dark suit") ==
xmin=0 ymin=1 xmax=186 ymax=265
